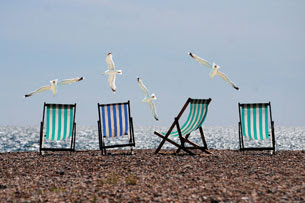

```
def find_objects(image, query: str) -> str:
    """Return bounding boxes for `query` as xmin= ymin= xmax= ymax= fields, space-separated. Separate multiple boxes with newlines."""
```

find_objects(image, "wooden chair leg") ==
xmin=271 ymin=122 xmax=276 ymax=155
xmin=155 ymin=132 xmax=171 ymax=154
xmin=176 ymin=130 xmax=211 ymax=154
xmin=180 ymin=137 xmax=211 ymax=154
xmin=238 ymin=123 xmax=242 ymax=150
xmin=130 ymin=147 xmax=134 ymax=155
xmin=199 ymin=127 xmax=208 ymax=149
xmin=100 ymin=134 xmax=107 ymax=155
xmin=154 ymin=132 xmax=195 ymax=155
xmin=238 ymin=123 xmax=246 ymax=151
xmin=176 ymin=134 xmax=190 ymax=154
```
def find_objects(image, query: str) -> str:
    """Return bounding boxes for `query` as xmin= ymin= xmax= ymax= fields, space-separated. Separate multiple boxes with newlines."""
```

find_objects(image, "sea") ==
xmin=0 ymin=126 xmax=304 ymax=153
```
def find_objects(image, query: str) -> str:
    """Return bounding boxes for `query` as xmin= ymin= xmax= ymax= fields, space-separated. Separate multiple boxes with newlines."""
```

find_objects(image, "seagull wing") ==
xmin=149 ymin=101 xmax=159 ymax=121
xmin=108 ymin=74 xmax=116 ymax=92
xmin=137 ymin=77 xmax=149 ymax=97
xmin=216 ymin=71 xmax=239 ymax=90
xmin=25 ymin=85 xmax=51 ymax=97
xmin=57 ymin=77 xmax=84 ymax=86
xmin=189 ymin=52 xmax=212 ymax=69
xmin=106 ymin=54 xmax=115 ymax=70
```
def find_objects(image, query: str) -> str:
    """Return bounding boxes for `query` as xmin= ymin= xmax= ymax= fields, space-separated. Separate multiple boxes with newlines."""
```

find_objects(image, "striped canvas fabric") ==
xmin=166 ymin=100 xmax=210 ymax=137
xmin=100 ymin=103 xmax=129 ymax=138
xmin=240 ymin=104 xmax=270 ymax=140
xmin=45 ymin=104 xmax=75 ymax=141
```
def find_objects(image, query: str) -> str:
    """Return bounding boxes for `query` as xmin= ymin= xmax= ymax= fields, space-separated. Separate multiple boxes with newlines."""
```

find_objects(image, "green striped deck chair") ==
xmin=39 ymin=103 xmax=77 ymax=154
xmin=97 ymin=101 xmax=135 ymax=155
xmin=154 ymin=98 xmax=212 ymax=155
xmin=238 ymin=102 xmax=275 ymax=154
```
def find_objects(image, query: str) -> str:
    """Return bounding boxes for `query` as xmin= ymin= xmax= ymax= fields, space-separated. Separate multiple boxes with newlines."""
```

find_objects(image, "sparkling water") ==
xmin=0 ymin=126 xmax=304 ymax=152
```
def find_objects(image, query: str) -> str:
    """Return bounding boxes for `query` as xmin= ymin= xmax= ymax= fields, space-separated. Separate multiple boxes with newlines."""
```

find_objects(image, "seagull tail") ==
xmin=210 ymin=69 xmax=218 ymax=79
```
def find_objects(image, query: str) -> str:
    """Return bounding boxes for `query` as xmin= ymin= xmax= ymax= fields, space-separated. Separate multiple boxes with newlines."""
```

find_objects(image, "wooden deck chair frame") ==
xmin=154 ymin=98 xmax=212 ymax=155
xmin=97 ymin=101 xmax=135 ymax=155
xmin=238 ymin=102 xmax=276 ymax=154
xmin=39 ymin=103 xmax=77 ymax=155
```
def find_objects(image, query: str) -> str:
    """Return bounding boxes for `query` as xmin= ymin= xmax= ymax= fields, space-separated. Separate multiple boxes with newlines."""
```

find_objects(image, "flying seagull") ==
xmin=189 ymin=52 xmax=239 ymax=90
xmin=104 ymin=53 xmax=122 ymax=92
xmin=137 ymin=77 xmax=159 ymax=121
xmin=24 ymin=77 xmax=84 ymax=98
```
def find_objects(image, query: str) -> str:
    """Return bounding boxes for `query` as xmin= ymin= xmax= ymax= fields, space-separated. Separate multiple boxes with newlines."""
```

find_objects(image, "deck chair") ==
xmin=39 ymin=103 xmax=77 ymax=155
xmin=238 ymin=102 xmax=275 ymax=154
xmin=154 ymin=98 xmax=212 ymax=155
xmin=97 ymin=101 xmax=135 ymax=155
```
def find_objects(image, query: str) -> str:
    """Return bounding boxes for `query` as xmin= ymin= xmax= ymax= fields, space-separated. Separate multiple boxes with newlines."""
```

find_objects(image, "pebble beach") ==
xmin=0 ymin=149 xmax=304 ymax=202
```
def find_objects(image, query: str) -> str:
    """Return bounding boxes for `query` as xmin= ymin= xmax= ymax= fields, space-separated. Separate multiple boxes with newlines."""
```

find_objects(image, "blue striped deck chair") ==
xmin=39 ymin=103 xmax=77 ymax=155
xmin=97 ymin=101 xmax=135 ymax=155
xmin=238 ymin=102 xmax=275 ymax=154
xmin=154 ymin=98 xmax=212 ymax=155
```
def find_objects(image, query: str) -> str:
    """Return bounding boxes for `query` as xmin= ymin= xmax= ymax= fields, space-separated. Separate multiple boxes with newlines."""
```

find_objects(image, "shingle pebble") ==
xmin=0 ymin=149 xmax=304 ymax=202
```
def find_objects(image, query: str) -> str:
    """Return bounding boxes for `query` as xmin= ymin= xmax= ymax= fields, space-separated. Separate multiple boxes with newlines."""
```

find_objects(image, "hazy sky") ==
xmin=1 ymin=0 xmax=304 ymax=127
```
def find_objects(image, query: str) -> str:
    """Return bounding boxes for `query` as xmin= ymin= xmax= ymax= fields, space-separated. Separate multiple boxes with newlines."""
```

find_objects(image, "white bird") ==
xmin=137 ymin=77 xmax=159 ymax=121
xmin=189 ymin=52 xmax=239 ymax=90
xmin=104 ymin=53 xmax=122 ymax=92
xmin=24 ymin=77 xmax=84 ymax=98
